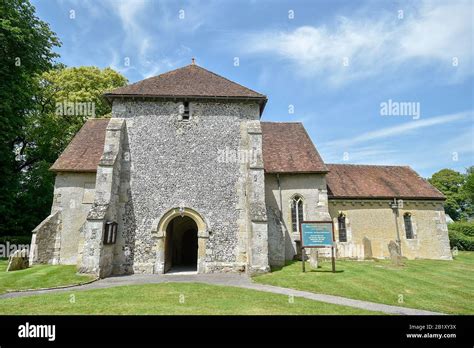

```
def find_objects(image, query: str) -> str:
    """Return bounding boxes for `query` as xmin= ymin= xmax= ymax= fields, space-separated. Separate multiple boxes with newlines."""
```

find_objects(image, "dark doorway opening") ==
xmin=164 ymin=216 xmax=198 ymax=273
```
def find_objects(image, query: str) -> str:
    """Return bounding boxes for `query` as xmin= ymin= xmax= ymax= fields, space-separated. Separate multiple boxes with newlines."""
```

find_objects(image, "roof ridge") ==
xmin=261 ymin=121 xmax=303 ymax=124
xmin=328 ymin=163 xmax=411 ymax=168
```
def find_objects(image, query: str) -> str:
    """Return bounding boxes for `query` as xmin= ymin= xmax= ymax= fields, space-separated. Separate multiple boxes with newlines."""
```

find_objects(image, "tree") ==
xmin=17 ymin=66 xmax=128 ymax=173
xmin=462 ymin=166 xmax=474 ymax=218
xmin=429 ymin=168 xmax=471 ymax=221
xmin=0 ymin=0 xmax=60 ymax=236
xmin=9 ymin=67 xmax=127 ymax=237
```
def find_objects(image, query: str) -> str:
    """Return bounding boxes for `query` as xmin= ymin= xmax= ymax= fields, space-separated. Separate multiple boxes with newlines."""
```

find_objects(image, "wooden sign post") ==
xmin=300 ymin=221 xmax=336 ymax=273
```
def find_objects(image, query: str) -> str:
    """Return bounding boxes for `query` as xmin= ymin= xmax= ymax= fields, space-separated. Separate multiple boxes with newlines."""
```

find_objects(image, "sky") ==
xmin=31 ymin=0 xmax=474 ymax=177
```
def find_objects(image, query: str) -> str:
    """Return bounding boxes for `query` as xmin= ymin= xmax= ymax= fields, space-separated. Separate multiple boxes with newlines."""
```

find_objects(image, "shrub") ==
xmin=449 ymin=221 xmax=474 ymax=237
xmin=448 ymin=222 xmax=474 ymax=251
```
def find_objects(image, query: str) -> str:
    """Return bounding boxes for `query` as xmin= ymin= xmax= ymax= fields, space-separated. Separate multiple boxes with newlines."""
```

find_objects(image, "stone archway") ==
xmin=151 ymin=207 xmax=208 ymax=274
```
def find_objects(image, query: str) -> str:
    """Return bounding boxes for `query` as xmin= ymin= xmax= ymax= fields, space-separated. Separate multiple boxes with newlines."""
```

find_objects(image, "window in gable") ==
xmin=181 ymin=101 xmax=190 ymax=120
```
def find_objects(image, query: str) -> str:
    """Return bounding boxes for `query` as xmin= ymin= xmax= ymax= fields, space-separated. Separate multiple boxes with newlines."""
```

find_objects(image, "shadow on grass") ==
xmin=307 ymin=269 xmax=344 ymax=273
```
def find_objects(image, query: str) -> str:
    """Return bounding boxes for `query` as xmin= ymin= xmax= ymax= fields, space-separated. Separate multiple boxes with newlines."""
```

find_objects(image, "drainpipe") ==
xmin=277 ymin=174 xmax=283 ymax=221
xmin=391 ymin=198 xmax=402 ymax=256
xmin=277 ymin=173 xmax=285 ymax=261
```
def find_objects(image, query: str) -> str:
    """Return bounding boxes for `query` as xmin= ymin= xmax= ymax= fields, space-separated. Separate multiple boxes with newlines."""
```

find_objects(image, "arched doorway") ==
xmin=153 ymin=207 xmax=208 ymax=274
xmin=164 ymin=216 xmax=198 ymax=273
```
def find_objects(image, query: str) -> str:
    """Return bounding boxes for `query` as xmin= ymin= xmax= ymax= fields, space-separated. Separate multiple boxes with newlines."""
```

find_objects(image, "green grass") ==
xmin=0 ymin=260 xmax=95 ymax=295
xmin=0 ymin=283 xmax=381 ymax=315
xmin=253 ymin=251 xmax=474 ymax=315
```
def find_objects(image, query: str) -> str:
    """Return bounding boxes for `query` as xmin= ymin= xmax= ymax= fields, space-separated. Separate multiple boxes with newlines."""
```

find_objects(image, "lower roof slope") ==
xmin=50 ymin=119 xmax=109 ymax=172
xmin=261 ymin=122 xmax=328 ymax=173
xmin=326 ymin=164 xmax=445 ymax=200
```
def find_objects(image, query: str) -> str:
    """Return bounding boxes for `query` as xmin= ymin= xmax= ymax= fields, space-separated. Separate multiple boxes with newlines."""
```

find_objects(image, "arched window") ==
xmin=291 ymin=195 xmax=304 ymax=233
xmin=404 ymin=213 xmax=414 ymax=239
xmin=338 ymin=213 xmax=347 ymax=242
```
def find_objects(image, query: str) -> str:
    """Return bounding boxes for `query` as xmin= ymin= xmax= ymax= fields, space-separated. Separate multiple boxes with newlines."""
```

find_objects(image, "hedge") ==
xmin=448 ymin=221 xmax=474 ymax=237
xmin=448 ymin=222 xmax=474 ymax=251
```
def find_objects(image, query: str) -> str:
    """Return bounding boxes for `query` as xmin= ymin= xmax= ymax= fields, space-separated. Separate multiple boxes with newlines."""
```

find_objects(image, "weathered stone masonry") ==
xmin=29 ymin=63 xmax=452 ymax=278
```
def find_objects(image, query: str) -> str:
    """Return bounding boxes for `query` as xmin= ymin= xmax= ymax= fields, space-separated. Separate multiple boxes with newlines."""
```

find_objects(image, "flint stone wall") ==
xmin=111 ymin=100 xmax=264 ymax=274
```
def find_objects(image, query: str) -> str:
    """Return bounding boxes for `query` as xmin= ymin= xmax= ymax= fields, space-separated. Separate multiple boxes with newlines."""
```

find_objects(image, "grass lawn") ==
xmin=0 ymin=260 xmax=95 ymax=295
xmin=0 ymin=282 xmax=381 ymax=315
xmin=253 ymin=251 xmax=474 ymax=315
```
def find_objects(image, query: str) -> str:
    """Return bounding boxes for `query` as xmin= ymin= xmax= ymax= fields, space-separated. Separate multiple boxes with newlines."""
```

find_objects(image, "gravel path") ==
xmin=0 ymin=273 xmax=443 ymax=315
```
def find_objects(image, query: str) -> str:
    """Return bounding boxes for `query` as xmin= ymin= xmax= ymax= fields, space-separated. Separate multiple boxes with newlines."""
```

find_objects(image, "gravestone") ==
xmin=6 ymin=249 xmax=29 ymax=272
xmin=363 ymin=237 xmax=373 ymax=259
xmin=388 ymin=240 xmax=402 ymax=266
xmin=309 ymin=249 xmax=319 ymax=269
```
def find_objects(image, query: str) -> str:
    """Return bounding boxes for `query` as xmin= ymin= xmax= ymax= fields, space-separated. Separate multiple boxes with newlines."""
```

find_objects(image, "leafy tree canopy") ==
xmin=0 ymin=0 xmax=60 ymax=236
xmin=429 ymin=168 xmax=473 ymax=221
xmin=7 ymin=66 xmax=128 ymax=237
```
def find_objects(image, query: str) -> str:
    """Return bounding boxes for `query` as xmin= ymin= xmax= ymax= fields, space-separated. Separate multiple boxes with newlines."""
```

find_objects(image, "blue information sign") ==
xmin=301 ymin=222 xmax=334 ymax=247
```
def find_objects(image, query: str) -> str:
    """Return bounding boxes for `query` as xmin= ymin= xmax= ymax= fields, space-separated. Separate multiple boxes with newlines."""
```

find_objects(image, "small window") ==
xmin=103 ymin=222 xmax=118 ymax=245
xmin=182 ymin=101 xmax=190 ymax=120
xmin=338 ymin=214 xmax=347 ymax=242
xmin=291 ymin=195 xmax=304 ymax=233
xmin=404 ymin=213 xmax=414 ymax=239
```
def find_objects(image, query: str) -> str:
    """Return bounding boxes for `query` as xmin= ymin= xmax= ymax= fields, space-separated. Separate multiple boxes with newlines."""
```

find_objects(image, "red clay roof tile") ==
xmin=104 ymin=64 xmax=266 ymax=100
xmin=50 ymin=118 xmax=109 ymax=172
xmin=326 ymin=164 xmax=445 ymax=200
xmin=261 ymin=122 xmax=328 ymax=173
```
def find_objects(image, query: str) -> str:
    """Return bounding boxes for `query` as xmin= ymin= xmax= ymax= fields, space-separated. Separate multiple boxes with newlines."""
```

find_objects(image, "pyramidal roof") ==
xmin=105 ymin=63 xmax=267 ymax=103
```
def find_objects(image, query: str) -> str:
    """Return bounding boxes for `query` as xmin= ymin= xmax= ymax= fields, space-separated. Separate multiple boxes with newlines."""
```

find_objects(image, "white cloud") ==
xmin=399 ymin=1 xmax=472 ymax=62
xmin=325 ymin=111 xmax=471 ymax=148
xmin=320 ymin=145 xmax=399 ymax=164
xmin=242 ymin=0 xmax=473 ymax=86
xmin=102 ymin=0 xmax=212 ymax=79
xmin=318 ymin=110 xmax=473 ymax=175
xmin=443 ymin=128 xmax=474 ymax=156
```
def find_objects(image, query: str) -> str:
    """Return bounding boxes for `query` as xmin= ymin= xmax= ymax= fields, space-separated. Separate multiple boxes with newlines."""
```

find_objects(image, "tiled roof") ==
xmin=49 ymin=120 xmax=445 ymax=202
xmin=326 ymin=164 xmax=445 ymax=200
xmin=104 ymin=64 xmax=267 ymax=101
xmin=50 ymin=119 xmax=109 ymax=172
xmin=261 ymin=122 xmax=328 ymax=173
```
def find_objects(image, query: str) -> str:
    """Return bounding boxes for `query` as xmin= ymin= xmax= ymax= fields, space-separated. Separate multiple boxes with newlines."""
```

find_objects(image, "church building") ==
xmin=29 ymin=63 xmax=452 ymax=278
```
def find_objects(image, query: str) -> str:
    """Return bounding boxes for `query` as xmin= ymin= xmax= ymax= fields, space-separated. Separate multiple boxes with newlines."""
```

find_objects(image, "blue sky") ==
xmin=32 ymin=0 xmax=473 ymax=177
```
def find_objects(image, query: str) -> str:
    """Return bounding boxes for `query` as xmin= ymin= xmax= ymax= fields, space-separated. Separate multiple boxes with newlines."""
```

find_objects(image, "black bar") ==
xmin=0 ymin=315 xmax=471 ymax=346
